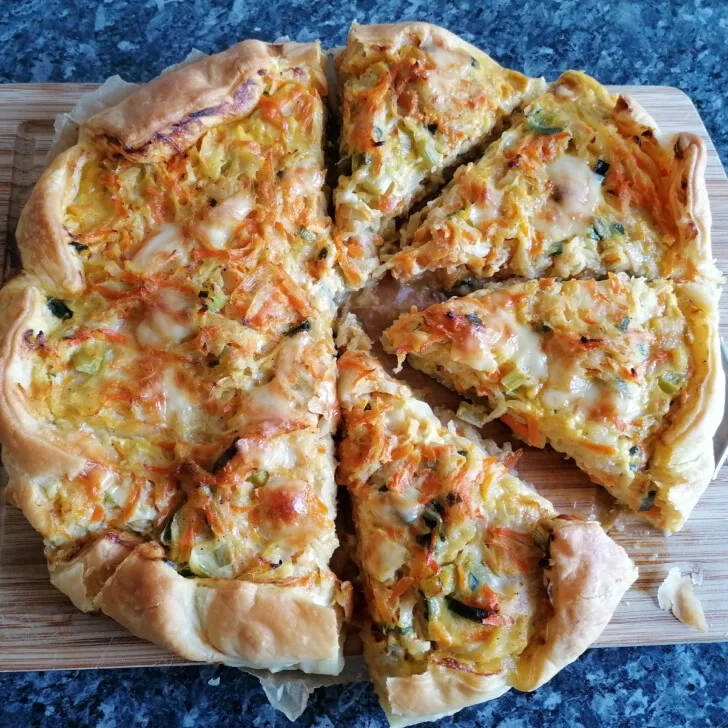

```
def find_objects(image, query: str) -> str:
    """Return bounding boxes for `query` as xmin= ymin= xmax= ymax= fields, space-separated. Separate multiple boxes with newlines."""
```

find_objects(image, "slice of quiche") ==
xmin=382 ymin=71 xmax=719 ymax=287
xmin=333 ymin=22 xmax=545 ymax=289
xmin=337 ymin=315 xmax=636 ymax=726
xmin=0 ymin=41 xmax=349 ymax=672
xmin=382 ymin=275 xmax=724 ymax=531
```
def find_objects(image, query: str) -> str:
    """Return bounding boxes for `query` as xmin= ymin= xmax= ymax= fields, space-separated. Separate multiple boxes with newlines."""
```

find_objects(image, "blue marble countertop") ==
xmin=1 ymin=0 xmax=728 ymax=726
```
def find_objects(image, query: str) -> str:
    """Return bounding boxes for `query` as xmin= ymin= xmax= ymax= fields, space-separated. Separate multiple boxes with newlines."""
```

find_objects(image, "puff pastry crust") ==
xmin=0 ymin=21 xmax=719 ymax=717
xmin=2 ymin=40 xmax=348 ymax=673
xmin=337 ymin=315 xmax=637 ymax=725
xmin=333 ymin=21 xmax=545 ymax=289
xmin=382 ymin=71 xmax=719 ymax=287
xmin=383 ymin=275 xmax=724 ymax=531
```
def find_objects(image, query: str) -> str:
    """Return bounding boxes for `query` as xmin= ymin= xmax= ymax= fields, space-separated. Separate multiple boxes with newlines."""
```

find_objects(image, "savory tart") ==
xmin=337 ymin=315 xmax=637 ymax=726
xmin=333 ymin=21 xmax=546 ymax=289
xmin=383 ymin=275 xmax=724 ymax=531
xmin=382 ymin=71 xmax=719 ymax=287
xmin=0 ymin=41 xmax=350 ymax=672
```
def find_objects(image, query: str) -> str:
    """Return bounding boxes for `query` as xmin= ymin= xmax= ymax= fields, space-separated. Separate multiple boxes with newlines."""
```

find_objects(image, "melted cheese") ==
xmin=542 ymin=376 xmax=599 ymax=412
xmin=468 ymin=184 xmax=503 ymax=226
xmin=365 ymin=537 xmax=410 ymax=583
xmin=383 ymin=275 xmax=693 ymax=524
xmin=26 ymin=52 xmax=342 ymax=581
xmin=452 ymin=307 xmax=547 ymax=379
xmin=334 ymin=27 xmax=540 ymax=288
xmin=338 ymin=321 xmax=558 ymax=686
xmin=385 ymin=70 xmax=705 ymax=287
xmin=534 ymin=155 xmax=602 ymax=241
xmin=197 ymin=191 xmax=253 ymax=249
xmin=162 ymin=369 xmax=196 ymax=430
xmin=131 ymin=224 xmax=188 ymax=272
xmin=136 ymin=289 xmax=197 ymax=346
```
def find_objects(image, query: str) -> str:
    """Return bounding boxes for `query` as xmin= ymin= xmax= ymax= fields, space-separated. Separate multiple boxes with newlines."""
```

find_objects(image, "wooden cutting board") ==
xmin=0 ymin=84 xmax=726 ymax=672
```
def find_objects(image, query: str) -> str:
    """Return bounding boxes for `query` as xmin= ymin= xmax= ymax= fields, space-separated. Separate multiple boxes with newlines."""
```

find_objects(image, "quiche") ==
xmin=337 ymin=315 xmax=637 ymax=726
xmin=333 ymin=22 xmax=546 ymax=289
xmin=382 ymin=275 xmax=724 ymax=531
xmin=0 ymin=41 xmax=350 ymax=672
xmin=382 ymin=71 xmax=719 ymax=287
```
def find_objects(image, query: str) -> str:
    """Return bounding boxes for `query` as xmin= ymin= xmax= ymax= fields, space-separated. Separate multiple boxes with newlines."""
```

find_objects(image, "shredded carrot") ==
xmin=97 ymin=329 xmax=127 ymax=345
xmin=420 ymin=531 xmax=440 ymax=574
xmin=387 ymin=577 xmax=414 ymax=605
xmin=577 ymin=439 xmax=617 ymax=456
xmin=489 ymin=528 xmax=535 ymax=573
xmin=501 ymin=413 xmax=545 ymax=448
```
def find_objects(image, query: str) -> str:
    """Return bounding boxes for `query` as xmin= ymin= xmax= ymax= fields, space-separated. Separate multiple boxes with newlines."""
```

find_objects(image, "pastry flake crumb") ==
xmin=657 ymin=567 xmax=708 ymax=632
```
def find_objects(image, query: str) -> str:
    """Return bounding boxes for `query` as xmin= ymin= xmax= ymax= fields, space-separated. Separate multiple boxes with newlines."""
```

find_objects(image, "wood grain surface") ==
xmin=0 ymin=84 xmax=726 ymax=672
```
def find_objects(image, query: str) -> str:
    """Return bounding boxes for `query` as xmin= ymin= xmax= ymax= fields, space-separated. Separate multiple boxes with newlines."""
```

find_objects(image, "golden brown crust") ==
xmin=669 ymin=133 xmax=716 ymax=282
xmin=646 ymin=283 xmax=724 ymax=530
xmin=511 ymin=520 xmax=637 ymax=691
xmin=339 ymin=316 xmax=635 ymax=724
xmin=383 ymin=667 xmax=509 ymax=727
xmin=0 ymin=277 xmax=88 ymax=536
xmin=573 ymin=283 xmax=723 ymax=530
xmin=1 ymin=39 xmax=346 ymax=677
xmin=48 ymin=530 xmax=144 ymax=612
xmin=381 ymin=275 xmax=723 ymax=532
xmin=95 ymin=542 xmax=343 ymax=672
xmin=333 ymin=22 xmax=545 ymax=290
xmin=348 ymin=21 xmax=491 ymax=58
xmin=14 ymin=146 xmax=87 ymax=297
xmin=82 ymin=41 xmax=323 ymax=163
xmin=615 ymin=95 xmax=718 ymax=284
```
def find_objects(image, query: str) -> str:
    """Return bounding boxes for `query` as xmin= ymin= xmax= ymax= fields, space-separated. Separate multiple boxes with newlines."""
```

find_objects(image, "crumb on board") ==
xmin=657 ymin=567 xmax=708 ymax=632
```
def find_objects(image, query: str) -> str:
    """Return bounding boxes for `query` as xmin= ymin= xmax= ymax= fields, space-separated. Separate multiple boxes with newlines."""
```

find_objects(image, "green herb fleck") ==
xmin=385 ymin=624 xmax=413 ymax=636
xmin=466 ymin=313 xmax=483 ymax=327
xmin=47 ymin=298 xmax=73 ymax=320
xmin=248 ymin=470 xmax=269 ymax=487
xmin=658 ymin=373 xmax=683 ymax=395
xmin=422 ymin=500 xmax=443 ymax=529
xmin=285 ymin=319 xmax=311 ymax=336
xmin=206 ymin=288 xmax=227 ymax=313
xmin=591 ymin=217 xmax=610 ymax=241
xmin=297 ymin=227 xmax=316 ymax=244
xmin=617 ymin=316 xmax=630 ymax=333
xmin=528 ymin=110 xmax=564 ymax=135
xmin=547 ymin=241 xmax=564 ymax=257
xmin=501 ymin=369 xmax=527 ymax=393
xmin=445 ymin=595 xmax=497 ymax=622
xmin=593 ymin=159 xmax=610 ymax=177
xmin=71 ymin=343 xmax=105 ymax=375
